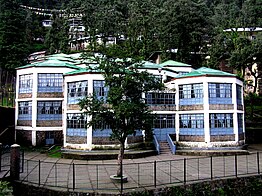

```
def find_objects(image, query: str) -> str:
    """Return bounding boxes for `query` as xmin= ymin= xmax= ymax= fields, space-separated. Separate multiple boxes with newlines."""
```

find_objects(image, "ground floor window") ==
xmin=237 ymin=113 xmax=243 ymax=134
xmin=66 ymin=113 xmax=87 ymax=136
xmin=210 ymin=113 xmax=233 ymax=135
xmin=179 ymin=114 xmax=204 ymax=135
xmin=18 ymin=101 xmax=32 ymax=120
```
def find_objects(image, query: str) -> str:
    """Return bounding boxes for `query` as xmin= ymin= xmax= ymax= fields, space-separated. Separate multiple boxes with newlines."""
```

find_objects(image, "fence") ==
xmin=17 ymin=152 xmax=262 ymax=194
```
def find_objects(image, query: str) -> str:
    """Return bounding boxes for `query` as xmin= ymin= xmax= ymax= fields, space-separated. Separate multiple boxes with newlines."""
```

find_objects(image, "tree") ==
xmin=45 ymin=12 xmax=69 ymax=54
xmin=79 ymin=45 xmax=163 ymax=177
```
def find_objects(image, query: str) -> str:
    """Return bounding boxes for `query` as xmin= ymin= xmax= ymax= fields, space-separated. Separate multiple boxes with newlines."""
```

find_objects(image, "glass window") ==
xmin=67 ymin=80 xmax=88 ymax=104
xmin=38 ymin=73 xmax=63 ymax=92
xmin=66 ymin=113 xmax=87 ymax=136
xmin=179 ymin=83 xmax=203 ymax=105
xmin=237 ymin=113 xmax=243 ymax=134
xmin=18 ymin=101 xmax=32 ymax=120
xmin=153 ymin=114 xmax=175 ymax=128
xmin=179 ymin=114 xmax=204 ymax=129
xmin=208 ymin=83 xmax=232 ymax=104
xmin=236 ymin=84 xmax=242 ymax=105
xmin=37 ymin=101 xmax=62 ymax=120
xmin=145 ymin=92 xmax=175 ymax=105
xmin=93 ymin=80 xmax=109 ymax=101
xmin=209 ymin=113 xmax=234 ymax=135
xmin=19 ymin=74 xmax=33 ymax=93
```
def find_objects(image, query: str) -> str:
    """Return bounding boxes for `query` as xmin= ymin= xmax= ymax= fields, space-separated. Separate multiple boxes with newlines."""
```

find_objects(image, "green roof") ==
xmin=136 ymin=61 xmax=163 ymax=69
xmin=18 ymin=59 xmax=81 ymax=70
xmin=175 ymin=67 xmax=236 ymax=78
xmin=160 ymin=60 xmax=191 ymax=67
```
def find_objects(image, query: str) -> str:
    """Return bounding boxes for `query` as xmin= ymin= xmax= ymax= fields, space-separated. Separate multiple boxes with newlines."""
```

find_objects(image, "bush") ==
xmin=0 ymin=181 xmax=12 ymax=196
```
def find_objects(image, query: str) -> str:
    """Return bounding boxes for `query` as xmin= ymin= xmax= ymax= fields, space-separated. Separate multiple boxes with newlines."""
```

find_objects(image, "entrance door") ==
xmin=45 ymin=131 xmax=54 ymax=145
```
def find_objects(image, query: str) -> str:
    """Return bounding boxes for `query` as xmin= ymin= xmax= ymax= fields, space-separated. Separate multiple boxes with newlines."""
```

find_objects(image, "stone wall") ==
xmin=66 ymin=136 xmax=87 ymax=144
xmin=237 ymin=104 xmax=243 ymax=110
xmin=37 ymin=92 xmax=63 ymax=98
xmin=209 ymin=104 xmax=234 ymax=110
xmin=67 ymin=104 xmax=80 ymax=110
xmin=210 ymin=134 xmax=235 ymax=142
xmin=148 ymin=105 xmax=176 ymax=111
xmin=179 ymin=104 xmax=203 ymax=111
xmin=36 ymin=120 xmax=62 ymax=127
xmin=127 ymin=135 xmax=143 ymax=144
xmin=36 ymin=130 xmax=63 ymax=146
xmin=18 ymin=93 xmax=32 ymax=99
xmin=92 ymin=137 xmax=119 ymax=145
xmin=179 ymin=135 xmax=205 ymax=142
xmin=16 ymin=130 xmax=32 ymax=146
xmin=17 ymin=120 xmax=32 ymax=126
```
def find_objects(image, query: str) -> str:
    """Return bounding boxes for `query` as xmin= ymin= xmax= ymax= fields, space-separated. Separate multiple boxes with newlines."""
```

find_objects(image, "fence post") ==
xmin=184 ymin=158 xmax=186 ymax=184
xmin=210 ymin=156 xmax=213 ymax=180
xmin=154 ymin=161 xmax=156 ymax=187
xmin=73 ymin=163 xmax=75 ymax=190
xmin=257 ymin=152 xmax=260 ymax=174
xmin=235 ymin=154 xmax=238 ymax=177
xmin=38 ymin=160 xmax=41 ymax=186
xmin=0 ymin=143 xmax=2 ymax=172
xmin=10 ymin=144 xmax=20 ymax=181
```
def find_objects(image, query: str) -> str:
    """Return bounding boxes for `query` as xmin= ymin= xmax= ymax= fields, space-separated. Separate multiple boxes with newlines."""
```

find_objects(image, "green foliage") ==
xmin=0 ymin=181 xmax=12 ymax=196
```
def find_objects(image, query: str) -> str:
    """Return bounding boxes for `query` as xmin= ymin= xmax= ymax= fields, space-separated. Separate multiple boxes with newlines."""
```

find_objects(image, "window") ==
xmin=66 ymin=113 xmax=87 ymax=136
xmin=92 ymin=114 xmax=112 ymax=137
xmin=153 ymin=114 xmax=175 ymax=128
xmin=18 ymin=101 xmax=32 ymax=120
xmin=38 ymin=73 xmax=63 ymax=92
xmin=19 ymin=74 xmax=33 ymax=93
xmin=67 ymin=81 xmax=88 ymax=104
xmin=237 ymin=113 xmax=243 ymax=134
xmin=208 ymin=83 xmax=232 ymax=104
xmin=37 ymin=101 xmax=62 ymax=120
xmin=179 ymin=114 xmax=204 ymax=135
xmin=145 ymin=93 xmax=175 ymax=105
xmin=236 ymin=84 xmax=242 ymax=105
xmin=93 ymin=80 xmax=109 ymax=101
xmin=179 ymin=83 xmax=203 ymax=105
xmin=209 ymin=113 xmax=233 ymax=135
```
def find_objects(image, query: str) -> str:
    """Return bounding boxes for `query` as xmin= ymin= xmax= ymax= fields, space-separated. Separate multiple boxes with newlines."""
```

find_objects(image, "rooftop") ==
xmin=160 ymin=60 xmax=191 ymax=67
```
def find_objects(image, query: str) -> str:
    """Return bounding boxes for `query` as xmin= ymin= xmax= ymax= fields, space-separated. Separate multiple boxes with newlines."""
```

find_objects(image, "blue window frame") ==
xmin=208 ymin=83 xmax=232 ymax=104
xmin=179 ymin=83 xmax=203 ymax=105
xmin=67 ymin=81 xmax=88 ymax=104
xmin=38 ymin=73 xmax=63 ymax=92
xmin=237 ymin=113 xmax=243 ymax=134
xmin=145 ymin=92 xmax=175 ymax=105
xmin=236 ymin=84 xmax=242 ymax=105
xmin=66 ymin=113 xmax=87 ymax=136
xmin=37 ymin=101 xmax=62 ymax=120
xmin=153 ymin=114 xmax=175 ymax=128
xmin=19 ymin=74 xmax=33 ymax=93
xmin=179 ymin=114 xmax=204 ymax=135
xmin=18 ymin=101 xmax=32 ymax=120
xmin=209 ymin=113 xmax=233 ymax=135
xmin=93 ymin=80 xmax=109 ymax=101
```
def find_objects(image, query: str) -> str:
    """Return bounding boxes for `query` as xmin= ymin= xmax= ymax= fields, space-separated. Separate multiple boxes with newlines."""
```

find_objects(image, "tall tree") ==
xmin=0 ymin=0 xmax=29 ymax=70
xmin=45 ymin=12 xmax=69 ymax=54
xmin=79 ymin=45 xmax=163 ymax=178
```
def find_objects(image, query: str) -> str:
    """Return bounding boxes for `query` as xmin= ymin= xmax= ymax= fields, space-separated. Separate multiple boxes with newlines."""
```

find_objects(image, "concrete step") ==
xmin=159 ymin=142 xmax=172 ymax=154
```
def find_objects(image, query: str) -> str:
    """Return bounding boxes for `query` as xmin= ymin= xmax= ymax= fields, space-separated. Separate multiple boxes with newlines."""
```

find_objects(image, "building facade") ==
xmin=15 ymin=54 xmax=245 ymax=150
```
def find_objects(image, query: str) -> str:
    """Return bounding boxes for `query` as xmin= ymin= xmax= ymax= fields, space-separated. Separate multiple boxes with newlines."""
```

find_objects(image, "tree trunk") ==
xmin=117 ymin=141 xmax=125 ymax=177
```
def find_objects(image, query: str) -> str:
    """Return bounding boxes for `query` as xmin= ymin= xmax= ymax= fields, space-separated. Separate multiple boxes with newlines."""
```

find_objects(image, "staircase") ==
xmin=159 ymin=142 xmax=172 ymax=155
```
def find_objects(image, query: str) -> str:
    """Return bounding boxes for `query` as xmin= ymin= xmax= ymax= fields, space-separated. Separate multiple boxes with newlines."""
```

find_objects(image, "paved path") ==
xmin=16 ymin=144 xmax=262 ymax=194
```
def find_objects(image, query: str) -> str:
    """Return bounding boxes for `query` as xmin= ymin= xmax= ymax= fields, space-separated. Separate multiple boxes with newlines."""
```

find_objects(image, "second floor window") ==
xmin=208 ymin=83 xmax=232 ymax=104
xmin=236 ymin=84 xmax=242 ymax=105
xmin=38 ymin=73 xmax=63 ymax=92
xmin=67 ymin=81 xmax=88 ymax=104
xmin=179 ymin=83 xmax=203 ymax=105
xmin=19 ymin=74 xmax=33 ymax=93
xmin=145 ymin=92 xmax=175 ymax=105
xmin=93 ymin=80 xmax=109 ymax=101
xmin=37 ymin=101 xmax=62 ymax=120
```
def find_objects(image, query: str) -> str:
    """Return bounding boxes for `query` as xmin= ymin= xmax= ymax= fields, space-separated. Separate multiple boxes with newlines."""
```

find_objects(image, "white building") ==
xmin=15 ymin=53 xmax=245 ymax=150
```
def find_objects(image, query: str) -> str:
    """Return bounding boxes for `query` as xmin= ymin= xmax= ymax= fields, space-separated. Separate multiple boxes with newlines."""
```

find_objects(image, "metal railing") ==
xmin=18 ymin=152 xmax=262 ymax=194
xmin=167 ymin=134 xmax=176 ymax=154
xmin=153 ymin=135 xmax=160 ymax=154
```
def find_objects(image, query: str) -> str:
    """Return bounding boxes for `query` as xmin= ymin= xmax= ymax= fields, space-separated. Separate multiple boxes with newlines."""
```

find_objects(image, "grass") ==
xmin=47 ymin=145 xmax=62 ymax=158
